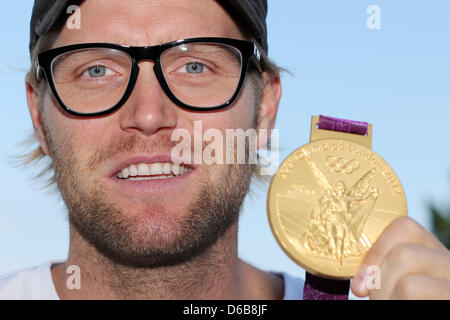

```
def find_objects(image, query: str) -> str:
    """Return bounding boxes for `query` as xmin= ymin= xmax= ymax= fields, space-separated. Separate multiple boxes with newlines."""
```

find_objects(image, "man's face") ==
xmin=38 ymin=0 xmax=264 ymax=267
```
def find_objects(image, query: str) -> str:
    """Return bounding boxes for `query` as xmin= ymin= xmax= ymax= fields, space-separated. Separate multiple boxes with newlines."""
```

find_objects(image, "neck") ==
xmin=52 ymin=220 xmax=257 ymax=299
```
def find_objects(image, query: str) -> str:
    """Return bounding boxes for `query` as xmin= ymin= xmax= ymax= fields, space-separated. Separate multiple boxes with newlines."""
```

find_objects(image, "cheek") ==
xmin=43 ymin=95 xmax=108 ymax=164
xmin=227 ymin=80 xmax=257 ymax=128
xmin=185 ymin=79 xmax=257 ymax=131
xmin=179 ymin=81 xmax=256 ymax=177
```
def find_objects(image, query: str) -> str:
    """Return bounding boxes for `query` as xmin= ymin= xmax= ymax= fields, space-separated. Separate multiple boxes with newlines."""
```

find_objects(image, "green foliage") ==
xmin=430 ymin=205 xmax=450 ymax=249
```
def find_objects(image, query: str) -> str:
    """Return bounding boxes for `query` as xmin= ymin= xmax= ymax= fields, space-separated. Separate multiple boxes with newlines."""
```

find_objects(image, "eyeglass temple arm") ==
xmin=251 ymin=44 xmax=263 ymax=73
xmin=35 ymin=59 xmax=45 ymax=82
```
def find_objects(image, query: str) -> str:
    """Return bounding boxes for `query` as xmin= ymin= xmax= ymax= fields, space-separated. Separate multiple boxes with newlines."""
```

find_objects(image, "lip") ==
xmin=110 ymin=166 xmax=195 ymax=195
xmin=108 ymin=153 xmax=194 ymax=178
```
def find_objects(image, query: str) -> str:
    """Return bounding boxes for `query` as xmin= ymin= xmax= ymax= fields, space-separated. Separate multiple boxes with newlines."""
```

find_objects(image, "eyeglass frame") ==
xmin=36 ymin=37 xmax=263 ymax=117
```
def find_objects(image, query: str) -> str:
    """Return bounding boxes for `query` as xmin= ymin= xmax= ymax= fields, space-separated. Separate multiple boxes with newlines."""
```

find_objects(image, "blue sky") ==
xmin=1 ymin=1 xmax=450 ymax=283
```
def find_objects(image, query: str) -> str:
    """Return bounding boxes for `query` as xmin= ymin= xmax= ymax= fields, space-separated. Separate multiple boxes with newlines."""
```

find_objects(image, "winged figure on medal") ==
xmin=299 ymin=150 xmax=379 ymax=269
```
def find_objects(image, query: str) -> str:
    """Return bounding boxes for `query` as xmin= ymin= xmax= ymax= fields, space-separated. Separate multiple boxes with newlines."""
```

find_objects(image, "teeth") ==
xmin=122 ymin=167 xmax=130 ymax=179
xmin=128 ymin=176 xmax=173 ymax=181
xmin=172 ymin=163 xmax=180 ymax=175
xmin=163 ymin=163 xmax=171 ymax=175
xmin=150 ymin=163 xmax=162 ymax=175
xmin=129 ymin=164 xmax=138 ymax=177
xmin=118 ymin=162 xmax=190 ymax=179
xmin=137 ymin=163 xmax=149 ymax=176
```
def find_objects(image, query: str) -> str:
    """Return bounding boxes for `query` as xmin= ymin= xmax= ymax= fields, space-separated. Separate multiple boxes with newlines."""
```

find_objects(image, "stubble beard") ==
xmin=49 ymin=132 xmax=254 ymax=269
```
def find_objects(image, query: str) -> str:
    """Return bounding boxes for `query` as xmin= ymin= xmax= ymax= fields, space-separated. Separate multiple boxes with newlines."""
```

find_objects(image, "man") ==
xmin=0 ymin=0 xmax=449 ymax=300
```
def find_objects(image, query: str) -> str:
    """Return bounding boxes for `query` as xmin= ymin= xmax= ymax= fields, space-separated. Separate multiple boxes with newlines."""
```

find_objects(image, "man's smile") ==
xmin=106 ymin=153 xmax=197 ymax=195
xmin=117 ymin=162 xmax=191 ymax=180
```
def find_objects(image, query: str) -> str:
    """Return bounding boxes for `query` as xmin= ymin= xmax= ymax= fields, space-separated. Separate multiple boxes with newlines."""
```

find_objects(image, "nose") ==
xmin=119 ymin=61 xmax=177 ymax=136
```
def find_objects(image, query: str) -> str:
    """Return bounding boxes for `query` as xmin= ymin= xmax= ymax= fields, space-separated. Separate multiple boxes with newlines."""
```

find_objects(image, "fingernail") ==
xmin=352 ymin=268 xmax=368 ymax=295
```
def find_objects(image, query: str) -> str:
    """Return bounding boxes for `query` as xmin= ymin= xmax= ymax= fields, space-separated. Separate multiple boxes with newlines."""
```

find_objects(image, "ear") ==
xmin=26 ymin=81 xmax=50 ymax=155
xmin=255 ymin=72 xmax=282 ymax=149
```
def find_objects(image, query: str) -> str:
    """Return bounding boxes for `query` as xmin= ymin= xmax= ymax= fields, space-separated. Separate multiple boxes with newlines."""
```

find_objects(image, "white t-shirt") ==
xmin=0 ymin=261 xmax=304 ymax=300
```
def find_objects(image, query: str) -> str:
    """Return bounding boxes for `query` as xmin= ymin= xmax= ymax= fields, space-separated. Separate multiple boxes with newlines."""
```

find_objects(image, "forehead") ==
xmin=54 ymin=0 xmax=245 ymax=48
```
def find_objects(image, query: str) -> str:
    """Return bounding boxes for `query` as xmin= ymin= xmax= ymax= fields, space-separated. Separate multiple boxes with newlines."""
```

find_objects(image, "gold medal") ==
xmin=267 ymin=116 xmax=407 ymax=279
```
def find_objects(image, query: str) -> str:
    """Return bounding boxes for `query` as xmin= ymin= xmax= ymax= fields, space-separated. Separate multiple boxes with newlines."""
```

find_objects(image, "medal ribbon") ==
xmin=317 ymin=115 xmax=369 ymax=136
xmin=302 ymin=115 xmax=369 ymax=300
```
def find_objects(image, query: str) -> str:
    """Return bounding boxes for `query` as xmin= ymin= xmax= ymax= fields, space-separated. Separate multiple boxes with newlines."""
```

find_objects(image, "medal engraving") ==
xmin=301 ymin=149 xmax=378 ymax=270
xmin=324 ymin=156 xmax=360 ymax=174
xmin=268 ymin=139 xmax=407 ymax=279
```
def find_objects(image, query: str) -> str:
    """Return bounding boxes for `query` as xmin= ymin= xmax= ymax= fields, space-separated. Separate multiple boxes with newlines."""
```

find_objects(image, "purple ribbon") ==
xmin=303 ymin=273 xmax=350 ymax=300
xmin=318 ymin=115 xmax=369 ymax=136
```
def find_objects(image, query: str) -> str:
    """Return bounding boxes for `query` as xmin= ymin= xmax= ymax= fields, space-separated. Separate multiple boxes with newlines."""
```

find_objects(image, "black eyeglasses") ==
xmin=36 ymin=37 xmax=262 ymax=117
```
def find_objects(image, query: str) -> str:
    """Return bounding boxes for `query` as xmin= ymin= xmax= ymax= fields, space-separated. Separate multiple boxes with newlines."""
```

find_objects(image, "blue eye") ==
xmin=87 ymin=65 xmax=108 ymax=77
xmin=184 ymin=62 xmax=205 ymax=73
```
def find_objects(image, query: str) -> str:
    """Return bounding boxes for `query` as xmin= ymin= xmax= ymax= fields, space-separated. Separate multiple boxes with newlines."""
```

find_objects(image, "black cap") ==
xmin=29 ymin=0 xmax=268 ymax=55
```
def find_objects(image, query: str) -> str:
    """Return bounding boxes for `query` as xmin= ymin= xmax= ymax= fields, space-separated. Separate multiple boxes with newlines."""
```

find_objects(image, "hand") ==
xmin=351 ymin=216 xmax=450 ymax=299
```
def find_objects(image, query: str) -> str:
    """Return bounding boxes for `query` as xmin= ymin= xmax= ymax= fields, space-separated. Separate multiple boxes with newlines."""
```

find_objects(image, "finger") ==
xmin=370 ymin=244 xmax=450 ymax=300
xmin=351 ymin=216 xmax=447 ymax=297
xmin=364 ymin=217 xmax=447 ymax=267
xmin=389 ymin=275 xmax=450 ymax=300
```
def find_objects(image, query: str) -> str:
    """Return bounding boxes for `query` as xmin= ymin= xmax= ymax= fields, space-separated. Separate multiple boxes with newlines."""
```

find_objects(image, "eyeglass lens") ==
xmin=50 ymin=42 xmax=243 ymax=113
